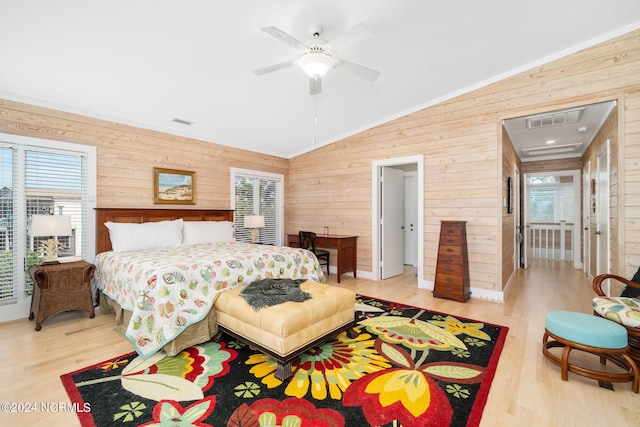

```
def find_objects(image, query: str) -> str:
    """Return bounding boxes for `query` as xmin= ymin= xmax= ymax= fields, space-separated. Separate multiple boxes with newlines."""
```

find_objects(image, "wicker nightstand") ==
xmin=28 ymin=260 xmax=96 ymax=331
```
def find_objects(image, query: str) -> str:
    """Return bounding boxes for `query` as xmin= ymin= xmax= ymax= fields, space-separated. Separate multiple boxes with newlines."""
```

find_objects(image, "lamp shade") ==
xmin=31 ymin=215 xmax=72 ymax=237
xmin=243 ymin=215 xmax=265 ymax=229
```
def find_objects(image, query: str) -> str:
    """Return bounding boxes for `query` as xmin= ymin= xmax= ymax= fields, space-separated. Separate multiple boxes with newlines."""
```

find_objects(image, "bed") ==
xmin=94 ymin=208 xmax=325 ymax=359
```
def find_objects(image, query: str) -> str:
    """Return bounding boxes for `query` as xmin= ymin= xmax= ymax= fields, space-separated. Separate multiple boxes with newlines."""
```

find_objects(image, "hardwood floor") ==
xmin=1 ymin=260 xmax=639 ymax=426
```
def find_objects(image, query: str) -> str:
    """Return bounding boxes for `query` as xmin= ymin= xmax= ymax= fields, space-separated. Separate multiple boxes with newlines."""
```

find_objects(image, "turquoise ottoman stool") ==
xmin=542 ymin=311 xmax=638 ymax=393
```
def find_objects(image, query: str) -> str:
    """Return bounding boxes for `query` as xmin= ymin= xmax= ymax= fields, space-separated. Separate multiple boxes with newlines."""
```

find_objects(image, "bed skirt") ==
xmin=98 ymin=291 xmax=218 ymax=357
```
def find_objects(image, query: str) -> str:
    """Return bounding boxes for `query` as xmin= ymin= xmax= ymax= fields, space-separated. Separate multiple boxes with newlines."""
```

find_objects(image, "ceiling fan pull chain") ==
xmin=312 ymin=93 xmax=318 ymax=146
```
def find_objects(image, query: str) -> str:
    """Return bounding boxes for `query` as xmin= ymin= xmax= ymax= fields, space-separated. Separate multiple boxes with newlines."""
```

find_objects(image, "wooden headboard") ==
xmin=95 ymin=208 xmax=234 ymax=254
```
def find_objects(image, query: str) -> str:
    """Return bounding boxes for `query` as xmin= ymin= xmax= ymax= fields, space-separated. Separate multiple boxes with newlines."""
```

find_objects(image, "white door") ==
xmin=522 ymin=174 xmax=532 ymax=269
xmin=403 ymin=173 xmax=417 ymax=266
xmin=583 ymin=162 xmax=591 ymax=278
xmin=381 ymin=166 xmax=405 ymax=279
xmin=596 ymin=141 xmax=610 ymax=275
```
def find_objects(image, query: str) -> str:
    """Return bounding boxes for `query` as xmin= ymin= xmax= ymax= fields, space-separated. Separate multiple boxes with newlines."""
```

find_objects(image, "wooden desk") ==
xmin=287 ymin=234 xmax=358 ymax=283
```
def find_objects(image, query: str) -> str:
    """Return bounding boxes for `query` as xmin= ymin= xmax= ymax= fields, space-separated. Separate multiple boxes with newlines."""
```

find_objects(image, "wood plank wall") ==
xmin=622 ymin=92 xmax=640 ymax=278
xmin=287 ymin=28 xmax=640 ymax=295
xmin=1 ymin=28 xmax=640 ymax=297
xmin=520 ymin=158 xmax=584 ymax=174
xmin=0 ymin=100 xmax=289 ymax=210
xmin=501 ymin=128 xmax=519 ymax=293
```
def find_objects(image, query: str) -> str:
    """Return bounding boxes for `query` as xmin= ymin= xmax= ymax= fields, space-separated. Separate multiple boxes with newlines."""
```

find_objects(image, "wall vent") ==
xmin=173 ymin=118 xmax=193 ymax=126
xmin=526 ymin=107 xmax=584 ymax=129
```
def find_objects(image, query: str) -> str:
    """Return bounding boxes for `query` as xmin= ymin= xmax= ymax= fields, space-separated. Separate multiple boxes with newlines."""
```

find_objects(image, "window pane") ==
xmin=0 ymin=147 xmax=16 ymax=305
xmin=234 ymin=173 xmax=281 ymax=245
xmin=530 ymin=187 xmax=555 ymax=222
xmin=26 ymin=150 xmax=85 ymax=260
xmin=528 ymin=175 xmax=574 ymax=223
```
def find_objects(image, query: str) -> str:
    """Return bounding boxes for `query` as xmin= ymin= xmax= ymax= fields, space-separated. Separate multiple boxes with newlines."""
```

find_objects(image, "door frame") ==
xmin=372 ymin=155 xmax=425 ymax=286
xmin=513 ymin=166 xmax=521 ymax=272
xmin=583 ymin=161 xmax=592 ymax=279
xmin=596 ymin=140 xmax=611 ymax=275
xmin=403 ymin=171 xmax=418 ymax=266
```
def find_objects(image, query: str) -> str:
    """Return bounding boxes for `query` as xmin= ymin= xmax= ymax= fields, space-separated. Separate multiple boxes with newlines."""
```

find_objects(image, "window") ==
xmin=0 ymin=133 xmax=96 ymax=322
xmin=529 ymin=175 xmax=575 ymax=223
xmin=231 ymin=168 xmax=283 ymax=245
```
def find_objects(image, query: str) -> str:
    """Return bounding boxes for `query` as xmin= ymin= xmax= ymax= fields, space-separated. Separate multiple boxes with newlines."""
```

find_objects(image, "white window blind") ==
xmin=0 ymin=146 xmax=17 ymax=304
xmin=232 ymin=169 xmax=283 ymax=246
xmin=26 ymin=148 xmax=87 ymax=260
xmin=0 ymin=134 xmax=96 ymax=322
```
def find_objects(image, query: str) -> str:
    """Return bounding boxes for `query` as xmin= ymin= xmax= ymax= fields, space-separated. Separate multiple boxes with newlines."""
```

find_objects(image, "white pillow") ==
xmin=105 ymin=219 xmax=184 ymax=252
xmin=182 ymin=221 xmax=235 ymax=245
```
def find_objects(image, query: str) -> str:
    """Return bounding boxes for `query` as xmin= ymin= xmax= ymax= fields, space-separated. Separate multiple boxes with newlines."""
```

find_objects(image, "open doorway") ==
xmin=372 ymin=155 xmax=424 ymax=286
xmin=503 ymin=100 xmax=617 ymax=274
xmin=522 ymin=170 xmax=582 ymax=269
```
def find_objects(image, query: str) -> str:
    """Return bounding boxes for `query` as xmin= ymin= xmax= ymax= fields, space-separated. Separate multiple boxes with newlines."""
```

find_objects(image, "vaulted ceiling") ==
xmin=1 ymin=1 xmax=640 ymax=159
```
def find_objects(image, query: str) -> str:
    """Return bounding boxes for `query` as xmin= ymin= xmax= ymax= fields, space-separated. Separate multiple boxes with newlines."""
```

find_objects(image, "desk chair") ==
xmin=299 ymin=231 xmax=330 ymax=276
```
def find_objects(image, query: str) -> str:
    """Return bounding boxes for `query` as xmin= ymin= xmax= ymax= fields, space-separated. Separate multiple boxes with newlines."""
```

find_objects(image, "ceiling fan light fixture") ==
xmin=298 ymin=53 xmax=334 ymax=77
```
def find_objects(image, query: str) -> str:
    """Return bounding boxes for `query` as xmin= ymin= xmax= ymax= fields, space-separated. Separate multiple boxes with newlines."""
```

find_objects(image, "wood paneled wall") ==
xmin=501 ymin=128 xmax=520 ymax=292
xmin=520 ymin=157 xmax=584 ymax=174
xmin=621 ymin=92 xmax=640 ymax=278
xmin=0 ymin=99 xmax=289 ymax=209
xmin=287 ymin=28 xmax=640 ymax=296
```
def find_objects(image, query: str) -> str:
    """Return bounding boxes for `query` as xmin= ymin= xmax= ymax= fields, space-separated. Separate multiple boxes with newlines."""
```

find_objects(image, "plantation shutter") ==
xmin=25 ymin=148 xmax=87 ymax=260
xmin=0 ymin=134 xmax=95 ymax=322
xmin=0 ymin=146 xmax=17 ymax=304
xmin=233 ymin=170 xmax=283 ymax=246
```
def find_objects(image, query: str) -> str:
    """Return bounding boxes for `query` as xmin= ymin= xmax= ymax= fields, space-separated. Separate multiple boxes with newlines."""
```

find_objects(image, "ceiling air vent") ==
xmin=526 ymin=107 xmax=584 ymax=129
xmin=521 ymin=142 xmax=583 ymax=156
xmin=173 ymin=118 xmax=193 ymax=126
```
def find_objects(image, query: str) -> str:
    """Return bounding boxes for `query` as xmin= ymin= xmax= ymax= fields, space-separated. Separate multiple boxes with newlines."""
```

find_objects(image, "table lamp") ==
xmin=30 ymin=214 xmax=72 ymax=264
xmin=244 ymin=215 xmax=265 ymax=244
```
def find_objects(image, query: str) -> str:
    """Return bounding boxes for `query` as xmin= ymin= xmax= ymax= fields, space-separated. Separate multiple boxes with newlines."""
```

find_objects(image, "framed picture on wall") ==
xmin=153 ymin=167 xmax=196 ymax=204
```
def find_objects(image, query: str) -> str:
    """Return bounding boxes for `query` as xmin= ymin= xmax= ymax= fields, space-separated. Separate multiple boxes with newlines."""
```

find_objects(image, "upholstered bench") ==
xmin=542 ymin=310 xmax=638 ymax=393
xmin=214 ymin=281 xmax=357 ymax=380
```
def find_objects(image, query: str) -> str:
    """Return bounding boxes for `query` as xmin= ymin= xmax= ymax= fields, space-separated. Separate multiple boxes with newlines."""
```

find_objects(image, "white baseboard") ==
xmin=0 ymin=300 xmax=31 ymax=323
xmin=419 ymin=279 xmax=505 ymax=303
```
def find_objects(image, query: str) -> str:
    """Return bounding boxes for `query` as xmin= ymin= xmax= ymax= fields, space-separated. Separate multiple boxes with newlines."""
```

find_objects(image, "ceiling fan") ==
xmin=253 ymin=23 xmax=380 ymax=95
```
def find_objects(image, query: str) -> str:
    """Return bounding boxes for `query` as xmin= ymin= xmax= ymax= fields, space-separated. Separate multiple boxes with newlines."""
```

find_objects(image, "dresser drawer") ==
xmin=439 ymin=234 xmax=462 ymax=246
xmin=436 ymin=254 xmax=462 ymax=265
xmin=436 ymin=263 xmax=463 ymax=276
xmin=435 ymin=273 xmax=464 ymax=287
xmin=441 ymin=223 xmax=463 ymax=237
xmin=438 ymin=245 xmax=462 ymax=256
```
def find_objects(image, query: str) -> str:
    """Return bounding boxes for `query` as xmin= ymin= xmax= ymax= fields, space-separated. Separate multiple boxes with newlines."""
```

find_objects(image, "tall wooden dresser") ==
xmin=433 ymin=221 xmax=471 ymax=302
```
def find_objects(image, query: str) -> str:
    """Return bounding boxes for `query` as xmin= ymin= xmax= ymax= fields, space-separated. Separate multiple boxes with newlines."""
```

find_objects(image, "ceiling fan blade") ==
xmin=260 ymin=26 xmax=309 ymax=53
xmin=334 ymin=58 xmax=380 ymax=82
xmin=252 ymin=60 xmax=295 ymax=76
xmin=328 ymin=23 xmax=372 ymax=52
xmin=309 ymin=76 xmax=322 ymax=95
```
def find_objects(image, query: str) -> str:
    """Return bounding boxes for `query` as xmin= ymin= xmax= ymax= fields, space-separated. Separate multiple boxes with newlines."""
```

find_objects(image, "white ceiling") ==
xmin=503 ymin=100 xmax=617 ymax=162
xmin=1 ymin=1 xmax=640 ymax=159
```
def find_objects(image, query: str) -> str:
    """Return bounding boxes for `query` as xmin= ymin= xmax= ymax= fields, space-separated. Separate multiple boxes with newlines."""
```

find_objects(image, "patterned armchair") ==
xmin=592 ymin=267 xmax=640 ymax=364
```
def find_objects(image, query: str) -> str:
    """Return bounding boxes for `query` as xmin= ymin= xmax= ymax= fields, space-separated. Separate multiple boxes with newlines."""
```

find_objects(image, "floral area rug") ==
xmin=61 ymin=295 xmax=508 ymax=427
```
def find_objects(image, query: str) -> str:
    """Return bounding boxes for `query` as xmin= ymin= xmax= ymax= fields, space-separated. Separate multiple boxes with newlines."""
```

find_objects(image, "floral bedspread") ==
xmin=94 ymin=242 xmax=325 ymax=359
